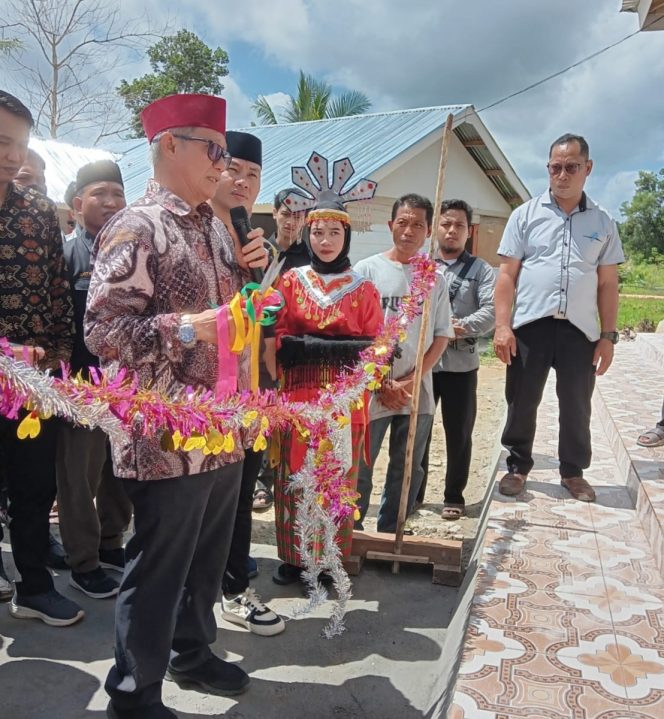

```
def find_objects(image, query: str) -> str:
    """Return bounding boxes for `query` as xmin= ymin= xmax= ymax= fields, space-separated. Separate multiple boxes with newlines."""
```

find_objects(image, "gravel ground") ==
xmin=251 ymin=360 xmax=506 ymax=566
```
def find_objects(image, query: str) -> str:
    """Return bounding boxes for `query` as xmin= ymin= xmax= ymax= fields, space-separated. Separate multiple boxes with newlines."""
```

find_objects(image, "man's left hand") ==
xmin=593 ymin=338 xmax=614 ymax=376
xmin=452 ymin=320 xmax=466 ymax=338
xmin=237 ymin=228 xmax=269 ymax=271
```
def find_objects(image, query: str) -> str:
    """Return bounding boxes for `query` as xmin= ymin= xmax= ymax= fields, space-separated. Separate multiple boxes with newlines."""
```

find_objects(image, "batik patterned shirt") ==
xmin=85 ymin=179 xmax=248 ymax=480
xmin=0 ymin=182 xmax=74 ymax=370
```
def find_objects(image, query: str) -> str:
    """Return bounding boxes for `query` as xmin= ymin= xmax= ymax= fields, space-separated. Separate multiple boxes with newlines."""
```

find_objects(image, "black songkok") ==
xmin=75 ymin=160 xmax=124 ymax=194
xmin=226 ymin=131 xmax=262 ymax=167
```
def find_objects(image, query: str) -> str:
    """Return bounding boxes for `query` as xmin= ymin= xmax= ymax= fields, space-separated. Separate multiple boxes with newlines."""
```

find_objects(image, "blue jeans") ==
xmin=356 ymin=414 xmax=433 ymax=533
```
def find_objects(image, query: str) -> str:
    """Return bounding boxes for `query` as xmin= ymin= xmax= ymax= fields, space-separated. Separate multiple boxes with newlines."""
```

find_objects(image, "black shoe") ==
xmin=45 ymin=533 xmax=68 ymax=570
xmin=107 ymin=701 xmax=177 ymax=719
xmin=165 ymin=655 xmax=250 ymax=696
xmin=99 ymin=547 xmax=125 ymax=572
xmin=70 ymin=567 xmax=119 ymax=599
xmin=10 ymin=588 xmax=84 ymax=626
xmin=247 ymin=555 xmax=258 ymax=579
xmin=272 ymin=562 xmax=302 ymax=585
xmin=0 ymin=560 xmax=13 ymax=602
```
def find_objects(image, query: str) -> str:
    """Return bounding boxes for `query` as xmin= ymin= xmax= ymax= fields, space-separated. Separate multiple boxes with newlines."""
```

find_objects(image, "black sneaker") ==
xmin=70 ymin=567 xmax=119 ymax=599
xmin=0 ymin=561 xmax=13 ymax=602
xmin=10 ymin=588 xmax=84 ymax=626
xmin=45 ymin=533 xmax=68 ymax=570
xmin=106 ymin=702 xmax=177 ymax=719
xmin=247 ymin=555 xmax=258 ymax=579
xmin=165 ymin=655 xmax=250 ymax=696
xmin=272 ymin=562 xmax=302 ymax=585
xmin=99 ymin=547 xmax=125 ymax=572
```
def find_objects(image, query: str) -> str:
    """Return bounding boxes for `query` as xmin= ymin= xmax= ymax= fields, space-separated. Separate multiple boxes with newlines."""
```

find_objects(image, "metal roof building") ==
xmin=29 ymin=104 xmax=531 ymax=265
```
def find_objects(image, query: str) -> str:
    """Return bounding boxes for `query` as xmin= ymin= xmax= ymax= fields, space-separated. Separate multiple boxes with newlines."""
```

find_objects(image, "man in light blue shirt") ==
xmin=494 ymin=133 xmax=624 ymax=502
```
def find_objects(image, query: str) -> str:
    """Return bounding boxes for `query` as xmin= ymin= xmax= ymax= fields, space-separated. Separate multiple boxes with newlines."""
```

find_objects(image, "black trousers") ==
xmin=502 ymin=317 xmax=596 ymax=479
xmin=105 ymin=462 xmax=242 ymax=711
xmin=222 ymin=448 xmax=263 ymax=596
xmin=0 ymin=413 xmax=58 ymax=596
xmin=419 ymin=369 xmax=478 ymax=505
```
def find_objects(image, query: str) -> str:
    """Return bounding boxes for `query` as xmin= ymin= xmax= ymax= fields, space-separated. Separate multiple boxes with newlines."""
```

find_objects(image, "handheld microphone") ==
xmin=230 ymin=206 xmax=263 ymax=284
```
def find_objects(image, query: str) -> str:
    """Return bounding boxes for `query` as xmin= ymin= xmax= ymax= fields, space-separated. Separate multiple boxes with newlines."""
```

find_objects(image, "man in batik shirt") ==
xmin=85 ymin=94 xmax=268 ymax=719
xmin=0 ymin=91 xmax=79 ymax=624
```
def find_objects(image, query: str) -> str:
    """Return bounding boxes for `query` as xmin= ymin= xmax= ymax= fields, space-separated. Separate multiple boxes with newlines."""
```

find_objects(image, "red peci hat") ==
xmin=140 ymin=93 xmax=227 ymax=142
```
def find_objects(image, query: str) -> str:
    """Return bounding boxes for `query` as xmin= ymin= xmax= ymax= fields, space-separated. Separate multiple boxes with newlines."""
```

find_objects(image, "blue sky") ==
xmin=3 ymin=0 xmax=663 ymax=218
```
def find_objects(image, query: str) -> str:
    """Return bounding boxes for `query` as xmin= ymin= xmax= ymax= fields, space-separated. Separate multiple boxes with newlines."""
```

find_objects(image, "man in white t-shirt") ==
xmin=355 ymin=194 xmax=454 ymax=533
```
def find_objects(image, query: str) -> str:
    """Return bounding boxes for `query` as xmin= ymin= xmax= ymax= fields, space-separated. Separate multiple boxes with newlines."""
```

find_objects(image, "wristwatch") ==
xmin=178 ymin=314 xmax=197 ymax=349
xmin=599 ymin=330 xmax=619 ymax=345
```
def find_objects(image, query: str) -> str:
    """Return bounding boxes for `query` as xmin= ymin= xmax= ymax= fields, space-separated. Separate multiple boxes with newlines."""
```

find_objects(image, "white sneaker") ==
xmin=221 ymin=588 xmax=285 ymax=636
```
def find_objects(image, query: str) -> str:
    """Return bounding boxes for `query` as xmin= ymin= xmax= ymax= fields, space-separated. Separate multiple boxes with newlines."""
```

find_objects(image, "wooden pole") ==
xmin=393 ymin=113 xmax=455 ymax=566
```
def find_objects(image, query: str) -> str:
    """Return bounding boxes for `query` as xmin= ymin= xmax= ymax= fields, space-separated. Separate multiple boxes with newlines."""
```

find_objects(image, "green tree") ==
xmin=118 ymin=30 xmax=229 ymax=137
xmin=620 ymin=169 xmax=664 ymax=256
xmin=0 ymin=39 xmax=22 ymax=55
xmin=253 ymin=70 xmax=371 ymax=125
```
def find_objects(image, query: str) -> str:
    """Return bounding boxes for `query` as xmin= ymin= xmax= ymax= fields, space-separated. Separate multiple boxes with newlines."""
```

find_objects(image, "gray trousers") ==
xmin=357 ymin=414 xmax=433 ymax=533
xmin=105 ymin=462 xmax=243 ymax=711
xmin=56 ymin=424 xmax=132 ymax=573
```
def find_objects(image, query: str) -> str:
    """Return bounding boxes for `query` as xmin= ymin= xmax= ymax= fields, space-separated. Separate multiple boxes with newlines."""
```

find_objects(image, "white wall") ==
xmin=376 ymin=132 xmax=513 ymax=219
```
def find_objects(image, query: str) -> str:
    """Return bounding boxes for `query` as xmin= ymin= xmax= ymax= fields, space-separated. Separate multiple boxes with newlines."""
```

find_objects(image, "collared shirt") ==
xmin=0 ymin=182 xmax=74 ymax=370
xmin=434 ymin=251 xmax=496 ymax=373
xmin=266 ymin=233 xmax=310 ymax=273
xmin=498 ymin=190 xmax=625 ymax=341
xmin=85 ymin=179 xmax=248 ymax=480
xmin=63 ymin=224 xmax=98 ymax=374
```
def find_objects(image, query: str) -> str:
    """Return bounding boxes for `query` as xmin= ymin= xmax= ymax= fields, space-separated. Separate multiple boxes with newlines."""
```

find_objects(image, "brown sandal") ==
xmin=441 ymin=504 xmax=465 ymax=520
xmin=498 ymin=472 xmax=527 ymax=496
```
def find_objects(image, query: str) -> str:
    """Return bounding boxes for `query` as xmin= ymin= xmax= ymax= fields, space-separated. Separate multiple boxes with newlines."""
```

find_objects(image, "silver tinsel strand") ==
xmin=0 ymin=355 xmax=126 ymax=443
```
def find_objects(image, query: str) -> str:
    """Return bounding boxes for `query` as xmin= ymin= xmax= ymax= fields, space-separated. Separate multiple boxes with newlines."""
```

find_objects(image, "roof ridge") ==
xmin=237 ymin=104 xmax=470 ymax=131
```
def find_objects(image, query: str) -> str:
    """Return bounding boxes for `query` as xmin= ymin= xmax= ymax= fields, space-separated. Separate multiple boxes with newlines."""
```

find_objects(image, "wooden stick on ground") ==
xmin=392 ymin=113 xmax=455 ymax=571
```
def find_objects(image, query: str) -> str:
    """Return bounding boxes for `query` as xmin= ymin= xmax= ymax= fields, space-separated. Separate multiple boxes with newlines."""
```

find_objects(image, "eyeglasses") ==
xmin=547 ymin=161 xmax=585 ymax=176
xmin=171 ymin=134 xmax=232 ymax=168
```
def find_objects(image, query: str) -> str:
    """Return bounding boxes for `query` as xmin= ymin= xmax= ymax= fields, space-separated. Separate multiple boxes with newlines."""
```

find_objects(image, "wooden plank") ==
xmin=352 ymin=530 xmax=461 ymax=552
xmin=365 ymin=550 xmax=431 ymax=564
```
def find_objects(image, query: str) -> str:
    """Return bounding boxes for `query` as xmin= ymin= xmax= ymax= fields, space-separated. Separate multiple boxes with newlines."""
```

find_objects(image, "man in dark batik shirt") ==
xmin=0 ymin=91 xmax=80 ymax=625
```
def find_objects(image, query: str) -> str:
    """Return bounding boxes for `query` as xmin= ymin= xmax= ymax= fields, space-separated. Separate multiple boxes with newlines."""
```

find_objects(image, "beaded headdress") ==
xmin=281 ymin=152 xmax=377 ymax=229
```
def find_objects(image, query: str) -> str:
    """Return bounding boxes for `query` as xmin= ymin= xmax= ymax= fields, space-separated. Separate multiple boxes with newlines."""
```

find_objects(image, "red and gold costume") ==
xmin=274 ymin=264 xmax=382 ymax=565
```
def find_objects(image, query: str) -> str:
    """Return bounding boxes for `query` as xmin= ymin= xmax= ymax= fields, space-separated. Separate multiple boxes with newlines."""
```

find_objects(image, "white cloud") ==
xmin=222 ymin=76 xmax=256 ymax=128
xmin=5 ymin=0 xmax=663 ymax=220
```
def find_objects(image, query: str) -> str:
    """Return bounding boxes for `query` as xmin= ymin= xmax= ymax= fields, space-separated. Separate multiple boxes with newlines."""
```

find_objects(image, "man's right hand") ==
xmin=379 ymin=380 xmax=411 ymax=410
xmin=189 ymin=307 xmax=249 ymax=347
xmin=493 ymin=324 xmax=517 ymax=365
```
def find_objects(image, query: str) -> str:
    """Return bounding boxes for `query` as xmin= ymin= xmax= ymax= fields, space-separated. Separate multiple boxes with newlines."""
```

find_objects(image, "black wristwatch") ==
xmin=599 ymin=331 xmax=619 ymax=345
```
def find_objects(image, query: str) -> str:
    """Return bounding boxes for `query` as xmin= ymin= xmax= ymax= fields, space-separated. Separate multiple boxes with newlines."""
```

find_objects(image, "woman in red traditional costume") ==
xmin=271 ymin=153 xmax=383 ymax=585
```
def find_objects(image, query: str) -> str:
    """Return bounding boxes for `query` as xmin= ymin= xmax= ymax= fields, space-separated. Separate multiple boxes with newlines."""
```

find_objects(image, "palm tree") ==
xmin=253 ymin=70 xmax=371 ymax=125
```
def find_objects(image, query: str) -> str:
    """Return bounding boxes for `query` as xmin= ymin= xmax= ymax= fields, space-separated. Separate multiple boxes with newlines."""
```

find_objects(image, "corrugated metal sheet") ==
xmin=28 ymin=137 xmax=117 ymax=204
xmin=117 ymin=105 xmax=470 ymax=206
xmin=31 ymin=105 xmax=529 ymax=209
xmin=454 ymin=122 xmax=524 ymax=208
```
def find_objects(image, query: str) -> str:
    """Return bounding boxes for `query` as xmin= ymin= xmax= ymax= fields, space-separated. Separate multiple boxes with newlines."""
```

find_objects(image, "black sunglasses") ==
xmin=171 ymin=134 xmax=232 ymax=168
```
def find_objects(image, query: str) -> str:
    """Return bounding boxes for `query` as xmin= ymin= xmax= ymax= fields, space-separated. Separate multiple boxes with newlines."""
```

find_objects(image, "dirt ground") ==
xmin=251 ymin=360 xmax=506 ymax=564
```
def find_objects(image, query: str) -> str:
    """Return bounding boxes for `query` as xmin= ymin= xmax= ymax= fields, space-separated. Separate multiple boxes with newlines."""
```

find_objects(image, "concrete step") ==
xmin=594 ymin=335 xmax=664 ymax=575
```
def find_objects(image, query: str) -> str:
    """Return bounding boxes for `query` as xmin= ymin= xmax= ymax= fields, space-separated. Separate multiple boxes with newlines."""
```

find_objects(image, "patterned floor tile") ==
xmin=454 ymin=645 xmax=633 ymax=717
xmin=627 ymin=693 xmax=664 ymax=718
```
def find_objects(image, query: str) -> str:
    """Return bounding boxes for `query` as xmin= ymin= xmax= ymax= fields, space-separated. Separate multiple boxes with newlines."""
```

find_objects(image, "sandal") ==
xmin=636 ymin=425 xmax=664 ymax=448
xmin=252 ymin=487 xmax=274 ymax=511
xmin=441 ymin=504 xmax=465 ymax=520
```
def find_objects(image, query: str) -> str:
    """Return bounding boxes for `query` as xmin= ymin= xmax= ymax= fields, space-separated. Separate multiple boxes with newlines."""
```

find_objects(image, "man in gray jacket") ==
xmin=419 ymin=199 xmax=496 ymax=519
